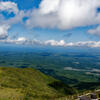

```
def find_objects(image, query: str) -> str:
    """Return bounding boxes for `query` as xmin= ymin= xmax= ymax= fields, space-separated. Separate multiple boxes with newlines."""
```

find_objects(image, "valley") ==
xmin=0 ymin=49 xmax=100 ymax=92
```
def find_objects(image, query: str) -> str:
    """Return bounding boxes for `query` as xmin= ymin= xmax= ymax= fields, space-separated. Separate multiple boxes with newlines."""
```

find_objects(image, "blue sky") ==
xmin=0 ymin=0 xmax=100 ymax=47
xmin=3 ymin=0 xmax=41 ymax=9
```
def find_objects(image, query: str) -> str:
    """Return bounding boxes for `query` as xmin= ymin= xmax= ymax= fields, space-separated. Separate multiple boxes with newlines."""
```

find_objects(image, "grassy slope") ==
xmin=0 ymin=67 xmax=76 ymax=100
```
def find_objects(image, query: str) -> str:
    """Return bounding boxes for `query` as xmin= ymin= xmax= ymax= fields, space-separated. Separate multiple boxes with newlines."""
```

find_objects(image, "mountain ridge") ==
xmin=0 ymin=67 xmax=76 ymax=100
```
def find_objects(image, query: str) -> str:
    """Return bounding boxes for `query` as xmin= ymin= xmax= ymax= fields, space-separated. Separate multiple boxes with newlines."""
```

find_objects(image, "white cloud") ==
xmin=15 ymin=37 xmax=27 ymax=44
xmin=0 ymin=37 xmax=42 ymax=45
xmin=39 ymin=0 xmax=60 ymax=14
xmin=0 ymin=1 xmax=19 ymax=14
xmin=0 ymin=25 xmax=10 ymax=39
xmin=88 ymin=25 xmax=100 ymax=35
xmin=17 ymin=37 xmax=27 ymax=42
xmin=44 ymin=40 xmax=100 ymax=48
xmin=66 ymin=41 xmax=100 ymax=47
xmin=7 ymin=10 xmax=28 ymax=25
xmin=44 ymin=40 xmax=66 ymax=46
xmin=1 ymin=0 xmax=100 ymax=37
xmin=26 ymin=0 xmax=100 ymax=30
xmin=1 ymin=37 xmax=100 ymax=48
xmin=1 ymin=0 xmax=100 ymax=41
xmin=0 ymin=37 xmax=27 ymax=44
xmin=0 ymin=1 xmax=29 ymax=39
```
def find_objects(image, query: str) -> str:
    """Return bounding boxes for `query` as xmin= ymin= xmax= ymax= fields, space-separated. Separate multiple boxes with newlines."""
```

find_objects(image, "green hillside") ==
xmin=0 ymin=67 xmax=76 ymax=100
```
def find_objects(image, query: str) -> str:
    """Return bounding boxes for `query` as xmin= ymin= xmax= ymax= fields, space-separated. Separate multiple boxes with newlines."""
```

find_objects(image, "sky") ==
xmin=0 ymin=0 xmax=100 ymax=48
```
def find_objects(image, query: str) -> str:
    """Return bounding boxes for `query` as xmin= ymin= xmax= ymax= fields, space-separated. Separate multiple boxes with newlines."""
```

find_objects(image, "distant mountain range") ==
xmin=0 ymin=44 xmax=100 ymax=53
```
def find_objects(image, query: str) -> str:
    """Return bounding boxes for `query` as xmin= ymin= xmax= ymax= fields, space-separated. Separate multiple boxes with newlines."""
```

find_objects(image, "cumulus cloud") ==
xmin=0 ymin=1 xmax=28 ymax=25
xmin=0 ymin=1 xmax=19 ymax=14
xmin=1 ymin=0 xmax=100 ymax=38
xmin=16 ymin=37 xmax=27 ymax=43
xmin=0 ymin=1 xmax=29 ymax=40
xmin=0 ymin=37 xmax=42 ymax=45
xmin=66 ymin=41 xmax=100 ymax=47
xmin=0 ymin=25 xmax=10 ymax=39
xmin=44 ymin=40 xmax=100 ymax=48
xmin=1 ymin=0 xmax=100 ymax=44
xmin=6 ymin=10 xmax=28 ymax=25
xmin=26 ymin=0 xmax=100 ymax=30
xmin=44 ymin=40 xmax=66 ymax=46
xmin=1 ymin=37 xmax=100 ymax=48
xmin=39 ymin=0 xmax=60 ymax=14
xmin=0 ymin=37 xmax=27 ymax=44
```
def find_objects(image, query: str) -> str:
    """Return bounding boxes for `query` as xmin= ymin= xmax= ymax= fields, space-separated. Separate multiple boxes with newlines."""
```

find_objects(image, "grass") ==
xmin=0 ymin=67 xmax=76 ymax=100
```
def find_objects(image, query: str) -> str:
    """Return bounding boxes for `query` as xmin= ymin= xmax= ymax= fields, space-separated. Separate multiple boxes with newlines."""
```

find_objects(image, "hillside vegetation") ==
xmin=0 ymin=67 xmax=76 ymax=100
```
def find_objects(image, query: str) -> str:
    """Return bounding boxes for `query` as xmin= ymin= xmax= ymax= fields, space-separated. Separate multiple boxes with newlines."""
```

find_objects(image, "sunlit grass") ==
xmin=0 ymin=67 xmax=76 ymax=100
